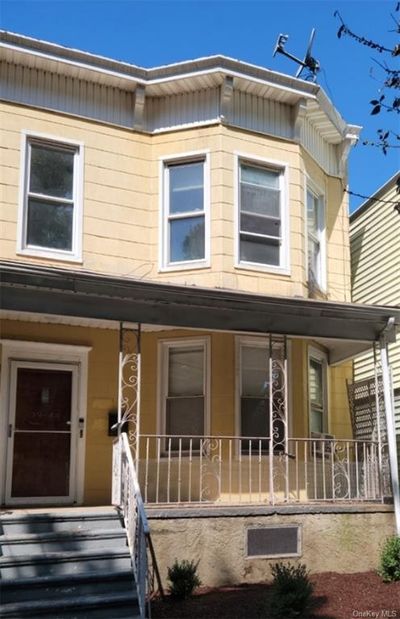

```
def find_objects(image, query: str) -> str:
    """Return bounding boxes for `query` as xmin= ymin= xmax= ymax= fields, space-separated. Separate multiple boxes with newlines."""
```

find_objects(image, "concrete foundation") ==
xmin=147 ymin=504 xmax=395 ymax=587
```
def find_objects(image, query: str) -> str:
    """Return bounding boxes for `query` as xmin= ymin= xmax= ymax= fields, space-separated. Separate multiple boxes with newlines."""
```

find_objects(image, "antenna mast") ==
xmin=273 ymin=29 xmax=320 ymax=82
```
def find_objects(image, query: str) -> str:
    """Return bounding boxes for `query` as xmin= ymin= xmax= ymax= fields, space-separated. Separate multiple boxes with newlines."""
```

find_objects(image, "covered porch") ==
xmin=1 ymin=261 xmax=399 ymax=526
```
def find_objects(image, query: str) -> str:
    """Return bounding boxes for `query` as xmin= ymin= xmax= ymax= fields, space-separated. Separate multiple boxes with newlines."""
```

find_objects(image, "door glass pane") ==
xmin=168 ymin=347 xmax=203 ymax=396
xmin=240 ymin=234 xmax=280 ymax=265
xmin=30 ymin=144 xmax=74 ymax=199
xmin=27 ymin=198 xmax=73 ymax=250
xmin=12 ymin=433 xmax=71 ymax=497
xmin=15 ymin=368 xmax=72 ymax=431
xmin=170 ymin=216 xmax=205 ymax=262
xmin=169 ymin=162 xmax=203 ymax=214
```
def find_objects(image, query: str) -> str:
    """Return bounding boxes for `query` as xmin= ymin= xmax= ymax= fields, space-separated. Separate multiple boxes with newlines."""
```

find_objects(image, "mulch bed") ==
xmin=151 ymin=572 xmax=400 ymax=619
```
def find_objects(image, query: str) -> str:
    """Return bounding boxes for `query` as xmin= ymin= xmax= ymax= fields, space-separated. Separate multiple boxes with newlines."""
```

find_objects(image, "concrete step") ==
xmin=0 ymin=548 xmax=132 ymax=579
xmin=1 ymin=590 xmax=140 ymax=618
xmin=0 ymin=508 xmax=122 ymax=535
xmin=0 ymin=528 xmax=127 ymax=555
xmin=2 ymin=569 xmax=135 ymax=604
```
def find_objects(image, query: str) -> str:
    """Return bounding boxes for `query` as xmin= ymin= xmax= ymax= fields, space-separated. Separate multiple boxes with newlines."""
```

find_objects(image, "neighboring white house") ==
xmin=350 ymin=173 xmax=400 ymax=449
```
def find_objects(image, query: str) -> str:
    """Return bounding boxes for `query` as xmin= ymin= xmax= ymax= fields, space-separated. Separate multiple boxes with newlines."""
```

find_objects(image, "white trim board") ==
xmin=0 ymin=339 xmax=91 ymax=506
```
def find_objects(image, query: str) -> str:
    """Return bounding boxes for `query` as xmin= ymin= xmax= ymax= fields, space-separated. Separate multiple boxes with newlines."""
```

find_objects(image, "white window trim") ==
xmin=235 ymin=336 xmax=292 ymax=444
xmin=308 ymin=345 xmax=329 ymax=436
xmin=305 ymin=177 xmax=327 ymax=292
xmin=234 ymin=152 xmax=290 ymax=275
xmin=17 ymin=130 xmax=84 ymax=263
xmin=157 ymin=337 xmax=211 ymax=445
xmin=159 ymin=150 xmax=210 ymax=272
xmin=0 ymin=339 xmax=91 ymax=506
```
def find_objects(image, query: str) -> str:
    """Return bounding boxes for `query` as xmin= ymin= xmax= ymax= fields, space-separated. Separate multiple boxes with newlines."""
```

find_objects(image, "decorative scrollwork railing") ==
xmin=137 ymin=434 xmax=390 ymax=506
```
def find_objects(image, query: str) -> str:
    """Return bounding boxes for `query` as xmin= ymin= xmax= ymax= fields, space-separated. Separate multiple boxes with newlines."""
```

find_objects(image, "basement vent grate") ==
xmin=246 ymin=525 xmax=301 ymax=558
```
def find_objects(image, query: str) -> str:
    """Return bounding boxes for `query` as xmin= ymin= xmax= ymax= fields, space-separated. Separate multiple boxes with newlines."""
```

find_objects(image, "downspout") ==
xmin=379 ymin=317 xmax=400 ymax=535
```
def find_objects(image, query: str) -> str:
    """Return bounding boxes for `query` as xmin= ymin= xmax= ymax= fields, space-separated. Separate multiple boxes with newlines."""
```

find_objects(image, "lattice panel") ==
xmin=347 ymin=376 xmax=387 ymax=442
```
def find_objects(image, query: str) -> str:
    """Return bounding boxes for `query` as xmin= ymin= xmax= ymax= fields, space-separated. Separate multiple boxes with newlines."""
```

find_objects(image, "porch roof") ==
xmin=1 ymin=261 xmax=399 ymax=363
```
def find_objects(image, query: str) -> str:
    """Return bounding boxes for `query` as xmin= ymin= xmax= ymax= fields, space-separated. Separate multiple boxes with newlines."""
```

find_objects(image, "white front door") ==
xmin=5 ymin=361 xmax=79 ymax=505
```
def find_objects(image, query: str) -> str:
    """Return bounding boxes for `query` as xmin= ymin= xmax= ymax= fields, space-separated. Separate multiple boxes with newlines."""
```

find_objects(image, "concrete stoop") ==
xmin=0 ymin=507 xmax=140 ymax=618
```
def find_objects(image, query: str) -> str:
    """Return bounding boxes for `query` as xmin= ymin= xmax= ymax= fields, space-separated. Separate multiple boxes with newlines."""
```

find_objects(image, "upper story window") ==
xmin=161 ymin=154 xmax=209 ymax=270
xmin=19 ymin=135 xmax=83 ymax=262
xmin=237 ymin=159 xmax=288 ymax=272
xmin=307 ymin=187 xmax=326 ymax=290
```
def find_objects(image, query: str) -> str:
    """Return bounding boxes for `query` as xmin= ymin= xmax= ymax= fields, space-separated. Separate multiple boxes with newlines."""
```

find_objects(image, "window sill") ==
xmin=234 ymin=262 xmax=291 ymax=277
xmin=17 ymin=248 xmax=83 ymax=264
xmin=159 ymin=260 xmax=211 ymax=273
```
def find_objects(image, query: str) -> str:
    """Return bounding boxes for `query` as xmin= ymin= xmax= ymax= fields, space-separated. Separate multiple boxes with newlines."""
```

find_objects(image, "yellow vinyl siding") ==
xmin=1 ymin=101 xmax=350 ymax=302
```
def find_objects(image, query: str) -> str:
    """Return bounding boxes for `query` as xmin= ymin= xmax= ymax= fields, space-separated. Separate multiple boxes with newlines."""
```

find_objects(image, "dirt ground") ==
xmin=151 ymin=571 xmax=400 ymax=619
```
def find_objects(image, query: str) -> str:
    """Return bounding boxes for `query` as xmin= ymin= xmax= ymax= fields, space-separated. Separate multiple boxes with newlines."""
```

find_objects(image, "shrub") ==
xmin=269 ymin=562 xmax=314 ymax=618
xmin=378 ymin=536 xmax=400 ymax=582
xmin=167 ymin=559 xmax=201 ymax=599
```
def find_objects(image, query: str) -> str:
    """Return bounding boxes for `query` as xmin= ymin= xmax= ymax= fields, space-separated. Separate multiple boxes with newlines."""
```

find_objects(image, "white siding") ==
xmin=350 ymin=181 xmax=400 ymax=434
xmin=0 ymin=62 xmax=135 ymax=127
xmin=1 ymin=61 xmax=342 ymax=177
xmin=301 ymin=117 xmax=339 ymax=177
xmin=145 ymin=88 xmax=219 ymax=132
xmin=231 ymin=91 xmax=292 ymax=140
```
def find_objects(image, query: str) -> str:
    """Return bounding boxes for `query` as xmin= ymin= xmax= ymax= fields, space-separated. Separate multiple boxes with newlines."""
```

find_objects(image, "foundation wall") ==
xmin=148 ymin=506 xmax=395 ymax=586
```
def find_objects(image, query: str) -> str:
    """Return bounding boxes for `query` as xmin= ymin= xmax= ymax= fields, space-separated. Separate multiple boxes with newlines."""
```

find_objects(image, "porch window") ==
xmin=162 ymin=156 xmax=209 ymax=268
xmin=19 ymin=136 xmax=82 ymax=261
xmin=238 ymin=340 xmax=287 ymax=453
xmin=307 ymin=187 xmax=325 ymax=290
xmin=161 ymin=339 xmax=208 ymax=450
xmin=308 ymin=350 xmax=327 ymax=434
xmin=238 ymin=161 xmax=286 ymax=269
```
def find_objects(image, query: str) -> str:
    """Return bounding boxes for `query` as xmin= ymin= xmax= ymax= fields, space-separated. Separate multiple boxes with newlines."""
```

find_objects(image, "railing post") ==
xmin=379 ymin=332 xmax=400 ymax=535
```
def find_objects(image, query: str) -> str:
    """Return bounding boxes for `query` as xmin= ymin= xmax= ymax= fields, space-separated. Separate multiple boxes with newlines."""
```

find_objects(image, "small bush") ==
xmin=167 ymin=559 xmax=201 ymax=599
xmin=269 ymin=562 xmax=314 ymax=618
xmin=378 ymin=536 xmax=400 ymax=582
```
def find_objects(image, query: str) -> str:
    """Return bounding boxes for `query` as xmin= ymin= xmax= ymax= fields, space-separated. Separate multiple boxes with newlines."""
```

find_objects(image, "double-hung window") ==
xmin=308 ymin=349 xmax=327 ymax=435
xmin=20 ymin=136 xmax=82 ymax=261
xmin=238 ymin=339 xmax=285 ymax=452
xmin=307 ymin=188 xmax=325 ymax=289
xmin=160 ymin=339 xmax=208 ymax=451
xmin=162 ymin=157 xmax=208 ymax=268
xmin=238 ymin=161 xmax=286 ymax=269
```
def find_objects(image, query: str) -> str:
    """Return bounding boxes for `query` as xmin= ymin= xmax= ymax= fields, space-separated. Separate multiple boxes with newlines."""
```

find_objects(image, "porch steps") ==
xmin=0 ymin=507 xmax=141 ymax=618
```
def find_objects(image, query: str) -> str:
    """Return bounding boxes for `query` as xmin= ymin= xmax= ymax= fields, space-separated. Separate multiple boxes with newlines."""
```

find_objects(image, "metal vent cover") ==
xmin=246 ymin=525 xmax=301 ymax=558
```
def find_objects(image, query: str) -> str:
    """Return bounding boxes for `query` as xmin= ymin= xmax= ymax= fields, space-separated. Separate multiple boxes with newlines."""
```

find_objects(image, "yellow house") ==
xmin=1 ymin=31 xmax=400 ymax=615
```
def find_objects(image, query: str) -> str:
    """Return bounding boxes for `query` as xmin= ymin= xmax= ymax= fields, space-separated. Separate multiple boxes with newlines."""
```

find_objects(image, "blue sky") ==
xmin=2 ymin=0 xmax=399 ymax=212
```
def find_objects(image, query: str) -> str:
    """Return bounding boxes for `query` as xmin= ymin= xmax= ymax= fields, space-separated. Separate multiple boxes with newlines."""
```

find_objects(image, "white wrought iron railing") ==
xmin=138 ymin=434 xmax=391 ymax=506
xmin=112 ymin=433 xmax=150 ymax=619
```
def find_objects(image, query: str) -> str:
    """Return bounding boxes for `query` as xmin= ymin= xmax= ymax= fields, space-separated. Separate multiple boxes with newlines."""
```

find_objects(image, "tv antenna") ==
xmin=273 ymin=28 xmax=320 ymax=82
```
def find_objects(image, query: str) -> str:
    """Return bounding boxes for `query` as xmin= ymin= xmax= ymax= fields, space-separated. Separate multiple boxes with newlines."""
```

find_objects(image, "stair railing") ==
xmin=112 ymin=433 xmax=152 ymax=619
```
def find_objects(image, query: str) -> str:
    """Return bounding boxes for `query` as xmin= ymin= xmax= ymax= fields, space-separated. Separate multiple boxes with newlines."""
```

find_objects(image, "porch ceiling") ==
xmin=1 ymin=261 xmax=399 ymax=363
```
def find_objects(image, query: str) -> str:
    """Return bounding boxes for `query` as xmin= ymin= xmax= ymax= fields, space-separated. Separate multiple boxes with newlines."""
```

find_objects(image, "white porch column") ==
xmin=379 ymin=321 xmax=400 ymax=534
xmin=118 ymin=324 xmax=142 ymax=466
